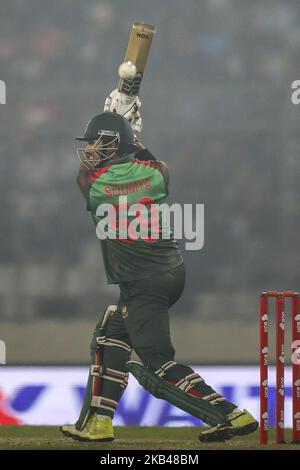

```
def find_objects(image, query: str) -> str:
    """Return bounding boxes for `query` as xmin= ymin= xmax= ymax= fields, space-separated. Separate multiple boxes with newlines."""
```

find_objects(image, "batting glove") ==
xmin=104 ymin=89 xmax=142 ymax=132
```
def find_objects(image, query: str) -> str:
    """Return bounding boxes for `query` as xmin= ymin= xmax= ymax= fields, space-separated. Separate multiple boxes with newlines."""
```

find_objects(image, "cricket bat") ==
xmin=118 ymin=22 xmax=156 ymax=96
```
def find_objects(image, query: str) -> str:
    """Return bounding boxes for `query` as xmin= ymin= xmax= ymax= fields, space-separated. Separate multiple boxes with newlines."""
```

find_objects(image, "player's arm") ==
xmin=133 ymin=135 xmax=169 ymax=189
xmin=133 ymin=134 xmax=156 ymax=161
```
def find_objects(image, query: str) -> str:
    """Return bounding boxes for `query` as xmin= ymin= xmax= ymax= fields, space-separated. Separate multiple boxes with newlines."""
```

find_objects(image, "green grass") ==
xmin=0 ymin=426 xmax=299 ymax=450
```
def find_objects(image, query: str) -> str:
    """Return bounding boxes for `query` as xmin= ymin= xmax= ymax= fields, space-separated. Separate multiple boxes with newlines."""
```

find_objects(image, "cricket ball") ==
xmin=118 ymin=61 xmax=137 ymax=80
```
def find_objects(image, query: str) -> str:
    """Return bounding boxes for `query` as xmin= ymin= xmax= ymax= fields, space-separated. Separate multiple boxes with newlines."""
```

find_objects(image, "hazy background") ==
xmin=0 ymin=0 xmax=299 ymax=363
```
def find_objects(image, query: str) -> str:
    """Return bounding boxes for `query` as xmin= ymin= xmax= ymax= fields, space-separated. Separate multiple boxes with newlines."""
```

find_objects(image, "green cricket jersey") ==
xmin=77 ymin=151 xmax=183 ymax=284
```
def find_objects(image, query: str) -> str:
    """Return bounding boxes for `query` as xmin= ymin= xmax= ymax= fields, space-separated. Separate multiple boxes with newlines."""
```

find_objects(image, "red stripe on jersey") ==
xmin=90 ymin=166 xmax=112 ymax=185
xmin=133 ymin=159 xmax=159 ymax=170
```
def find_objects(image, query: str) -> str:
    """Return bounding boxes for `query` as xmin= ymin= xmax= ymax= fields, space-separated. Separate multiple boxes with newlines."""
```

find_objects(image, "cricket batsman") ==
xmin=60 ymin=91 xmax=258 ymax=443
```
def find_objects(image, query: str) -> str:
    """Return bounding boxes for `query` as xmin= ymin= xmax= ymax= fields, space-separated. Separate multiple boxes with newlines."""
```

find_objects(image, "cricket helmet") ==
xmin=76 ymin=112 xmax=138 ymax=168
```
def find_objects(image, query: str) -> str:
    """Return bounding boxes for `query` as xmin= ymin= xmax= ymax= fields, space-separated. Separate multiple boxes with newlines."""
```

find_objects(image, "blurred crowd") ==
xmin=0 ymin=0 xmax=299 ymax=320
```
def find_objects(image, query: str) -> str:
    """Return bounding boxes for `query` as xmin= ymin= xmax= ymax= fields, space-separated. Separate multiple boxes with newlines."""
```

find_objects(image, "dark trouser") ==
xmin=76 ymin=263 xmax=235 ymax=428
xmin=110 ymin=263 xmax=186 ymax=369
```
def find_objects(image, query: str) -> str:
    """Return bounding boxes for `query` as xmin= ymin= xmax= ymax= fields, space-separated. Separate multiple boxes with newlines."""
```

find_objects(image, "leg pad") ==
xmin=126 ymin=360 xmax=227 ymax=426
